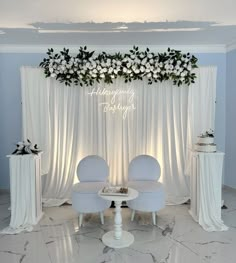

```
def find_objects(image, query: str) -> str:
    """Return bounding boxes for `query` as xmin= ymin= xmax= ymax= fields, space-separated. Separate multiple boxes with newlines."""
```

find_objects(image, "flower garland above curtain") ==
xmin=39 ymin=46 xmax=198 ymax=87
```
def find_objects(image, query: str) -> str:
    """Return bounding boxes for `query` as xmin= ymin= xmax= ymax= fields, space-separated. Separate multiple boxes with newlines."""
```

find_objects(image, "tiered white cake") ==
xmin=194 ymin=130 xmax=217 ymax=152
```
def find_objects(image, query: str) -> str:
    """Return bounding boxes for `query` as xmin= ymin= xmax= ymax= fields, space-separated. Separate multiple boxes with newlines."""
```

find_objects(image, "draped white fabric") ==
xmin=185 ymin=67 xmax=216 ymax=175
xmin=21 ymin=66 xmax=216 ymax=205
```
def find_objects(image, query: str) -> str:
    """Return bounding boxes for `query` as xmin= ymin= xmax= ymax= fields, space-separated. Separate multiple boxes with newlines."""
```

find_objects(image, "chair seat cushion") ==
xmin=128 ymin=180 xmax=163 ymax=193
xmin=73 ymin=182 xmax=108 ymax=194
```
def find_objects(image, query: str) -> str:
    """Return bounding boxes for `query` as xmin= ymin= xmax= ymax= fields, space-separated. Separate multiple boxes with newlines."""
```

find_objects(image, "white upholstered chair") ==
xmin=127 ymin=155 xmax=165 ymax=225
xmin=72 ymin=155 xmax=111 ymax=227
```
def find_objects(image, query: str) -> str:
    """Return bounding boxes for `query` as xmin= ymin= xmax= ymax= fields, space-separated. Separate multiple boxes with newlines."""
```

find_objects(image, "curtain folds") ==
xmin=21 ymin=66 xmax=216 ymax=206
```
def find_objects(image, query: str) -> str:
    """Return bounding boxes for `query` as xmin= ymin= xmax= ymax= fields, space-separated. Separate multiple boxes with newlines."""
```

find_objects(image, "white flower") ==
xmin=102 ymin=68 xmax=107 ymax=73
xmin=131 ymin=54 xmax=135 ymax=59
xmin=93 ymin=69 xmax=98 ymax=74
xmin=146 ymin=63 xmax=150 ymax=68
xmin=153 ymin=74 xmax=158 ymax=79
xmin=123 ymin=67 xmax=127 ymax=73
xmin=100 ymin=73 xmax=105 ymax=78
xmin=187 ymin=65 xmax=192 ymax=71
xmin=114 ymin=69 xmax=118 ymax=75
xmin=51 ymin=73 xmax=56 ymax=78
xmin=140 ymin=66 xmax=145 ymax=72
xmin=149 ymin=59 xmax=154 ymax=64
xmin=97 ymin=65 xmax=102 ymax=71
xmin=156 ymin=68 xmax=161 ymax=73
xmin=86 ymin=62 xmax=90 ymax=68
xmin=127 ymin=62 xmax=131 ymax=68
xmin=141 ymin=58 xmax=147 ymax=65
xmin=147 ymin=73 xmax=152 ymax=78
xmin=140 ymin=53 xmax=145 ymax=58
xmin=145 ymin=68 xmax=150 ymax=73
xmin=127 ymin=69 xmax=132 ymax=74
xmin=111 ymin=75 xmax=115 ymax=79
xmin=181 ymin=72 xmax=186 ymax=77
xmin=66 ymin=75 xmax=70 ymax=79
xmin=69 ymin=70 xmax=73 ymax=74
xmin=117 ymin=61 xmax=122 ymax=66
xmin=62 ymin=60 xmax=66 ymax=65
xmin=135 ymin=69 xmax=140 ymax=74
xmin=108 ymin=67 xmax=113 ymax=73
xmin=49 ymin=67 xmax=54 ymax=73
xmin=148 ymin=54 xmax=153 ymax=59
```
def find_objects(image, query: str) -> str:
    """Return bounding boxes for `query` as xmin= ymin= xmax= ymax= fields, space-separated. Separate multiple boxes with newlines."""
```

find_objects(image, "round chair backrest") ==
xmin=128 ymin=155 xmax=161 ymax=181
xmin=77 ymin=155 xmax=109 ymax=182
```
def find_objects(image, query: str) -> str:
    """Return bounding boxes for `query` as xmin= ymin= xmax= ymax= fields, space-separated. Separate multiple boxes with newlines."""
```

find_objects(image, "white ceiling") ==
xmin=1 ymin=0 xmax=236 ymax=48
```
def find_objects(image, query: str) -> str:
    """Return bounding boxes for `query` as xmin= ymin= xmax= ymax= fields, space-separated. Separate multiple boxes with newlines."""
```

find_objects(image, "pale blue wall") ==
xmin=0 ymin=53 xmax=44 ymax=188
xmin=0 ymin=51 xmax=227 ymax=189
xmin=225 ymin=50 xmax=236 ymax=188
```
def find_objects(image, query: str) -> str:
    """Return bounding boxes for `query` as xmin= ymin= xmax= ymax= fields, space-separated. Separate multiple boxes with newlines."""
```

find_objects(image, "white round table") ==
xmin=98 ymin=188 xmax=138 ymax=249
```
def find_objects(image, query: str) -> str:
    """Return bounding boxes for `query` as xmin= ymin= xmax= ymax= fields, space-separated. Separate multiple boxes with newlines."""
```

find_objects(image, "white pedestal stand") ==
xmin=1 ymin=153 xmax=44 ymax=234
xmin=189 ymin=151 xmax=228 ymax=232
xmin=99 ymin=188 xmax=138 ymax=248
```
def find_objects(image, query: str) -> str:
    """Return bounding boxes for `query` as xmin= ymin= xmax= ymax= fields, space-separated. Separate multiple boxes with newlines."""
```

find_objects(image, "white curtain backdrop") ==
xmin=21 ymin=66 xmax=216 ymax=206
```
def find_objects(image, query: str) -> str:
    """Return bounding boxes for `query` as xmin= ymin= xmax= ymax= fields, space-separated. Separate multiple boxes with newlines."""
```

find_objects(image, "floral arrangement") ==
xmin=12 ymin=139 xmax=41 ymax=155
xmin=39 ymin=46 xmax=198 ymax=87
xmin=199 ymin=129 xmax=214 ymax=138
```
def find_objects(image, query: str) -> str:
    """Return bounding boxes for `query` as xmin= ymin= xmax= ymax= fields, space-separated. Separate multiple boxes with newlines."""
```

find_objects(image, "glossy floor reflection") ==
xmin=0 ymin=187 xmax=236 ymax=263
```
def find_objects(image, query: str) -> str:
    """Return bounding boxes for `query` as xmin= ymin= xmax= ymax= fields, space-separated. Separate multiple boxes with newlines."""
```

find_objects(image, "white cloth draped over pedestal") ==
xmin=189 ymin=151 xmax=228 ymax=232
xmin=21 ymin=66 xmax=216 ymax=206
xmin=1 ymin=154 xmax=43 ymax=234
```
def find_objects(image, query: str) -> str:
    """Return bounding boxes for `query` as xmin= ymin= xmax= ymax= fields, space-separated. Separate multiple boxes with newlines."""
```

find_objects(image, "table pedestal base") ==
xmin=102 ymin=230 xmax=134 ymax=248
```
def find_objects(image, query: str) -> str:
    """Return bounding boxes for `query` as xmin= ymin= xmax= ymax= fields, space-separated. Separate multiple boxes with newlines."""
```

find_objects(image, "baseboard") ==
xmin=0 ymin=189 xmax=10 ymax=194
xmin=222 ymin=185 xmax=236 ymax=192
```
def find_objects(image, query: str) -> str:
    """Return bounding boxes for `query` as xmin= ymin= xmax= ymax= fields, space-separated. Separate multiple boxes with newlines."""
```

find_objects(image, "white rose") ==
xmin=140 ymin=66 xmax=145 ymax=72
xmin=127 ymin=69 xmax=132 ymax=74
xmin=140 ymin=53 xmax=144 ymax=59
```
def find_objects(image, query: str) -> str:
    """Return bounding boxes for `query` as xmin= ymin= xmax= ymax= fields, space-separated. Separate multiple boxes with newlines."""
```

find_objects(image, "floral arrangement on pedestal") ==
xmin=199 ymin=129 xmax=214 ymax=138
xmin=39 ymin=46 xmax=198 ymax=87
xmin=12 ymin=139 xmax=41 ymax=155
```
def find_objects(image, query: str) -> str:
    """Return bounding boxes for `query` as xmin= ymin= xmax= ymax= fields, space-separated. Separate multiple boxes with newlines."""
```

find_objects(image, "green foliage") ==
xmin=39 ymin=46 xmax=198 ymax=87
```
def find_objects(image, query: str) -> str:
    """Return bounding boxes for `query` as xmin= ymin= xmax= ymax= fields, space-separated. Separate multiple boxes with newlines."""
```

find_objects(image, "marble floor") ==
xmin=0 ymin=187 xmax=236 ymax=263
